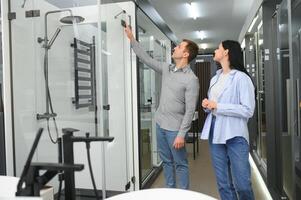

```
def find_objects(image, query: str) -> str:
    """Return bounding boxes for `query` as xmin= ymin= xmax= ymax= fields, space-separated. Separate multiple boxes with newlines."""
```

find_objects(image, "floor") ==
xmin=150 ymin=140 xmax=271 ymax=199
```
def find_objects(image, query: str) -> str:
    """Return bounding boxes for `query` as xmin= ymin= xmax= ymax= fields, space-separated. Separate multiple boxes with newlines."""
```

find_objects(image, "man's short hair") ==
xmin=182 ymin=39 xmax=199 ymax=63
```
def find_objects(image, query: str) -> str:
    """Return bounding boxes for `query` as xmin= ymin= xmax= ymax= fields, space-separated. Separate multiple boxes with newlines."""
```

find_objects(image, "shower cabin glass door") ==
xmin=138 ymin=47 xmax=154 ymax=179
xmin=0 ymin=2 xmax=5 ymax=175
xmin=9 ymin=0 xmax=134 ymax=196
xmin=137 ymin=8 xmax=171 ymax=186
xmin=138 ymin=34 xmax=165 ymax=181
xmin=99 ymin=3 xmax=134 ymax=192
xmin=291 ymin=0 xmax=301 ymax=198
xmin=255 ymin=20 xmax=268 ymax=168
xmin=275 ymin=0 xmax=294 ymax=198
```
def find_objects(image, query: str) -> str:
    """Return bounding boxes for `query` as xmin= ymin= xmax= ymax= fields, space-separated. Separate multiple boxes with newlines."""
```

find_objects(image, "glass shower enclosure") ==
xmin=7 ymin=0 xmax=136 ymax=198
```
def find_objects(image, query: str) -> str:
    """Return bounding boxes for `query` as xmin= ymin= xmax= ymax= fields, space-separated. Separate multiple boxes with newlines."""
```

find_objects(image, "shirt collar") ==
xmin=170 ymin=64 xmax=190 ymax=73
xmin=216 ymin=69 xmax=237 ymax=76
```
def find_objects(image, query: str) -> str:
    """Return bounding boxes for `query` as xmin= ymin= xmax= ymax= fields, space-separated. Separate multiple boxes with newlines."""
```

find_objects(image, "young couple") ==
xmin=125 ymin=25 xmax=255 ymax=200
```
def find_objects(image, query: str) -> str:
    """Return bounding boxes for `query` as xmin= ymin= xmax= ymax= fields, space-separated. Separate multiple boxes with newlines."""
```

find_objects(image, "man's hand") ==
xmin=124 ymin=24 xmax=134 ymax=41
xmin=173 ymin=136 xmax=185 ymax=149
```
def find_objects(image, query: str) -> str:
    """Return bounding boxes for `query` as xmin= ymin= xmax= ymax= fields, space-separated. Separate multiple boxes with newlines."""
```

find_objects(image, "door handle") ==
xmin=286 ymin=79 xmax=292 ymax=136
xmin=103 ymin=104 xmax=110 ymax=110
xmin=147 ymin=97 xmax=152 ymax=104
xmin=297 ymin=79 xmax=300 ymax=137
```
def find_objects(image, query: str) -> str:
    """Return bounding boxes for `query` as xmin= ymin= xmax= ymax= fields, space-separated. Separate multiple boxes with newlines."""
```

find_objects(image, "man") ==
xmin=125 ymin=25 xmax=199 ymax=189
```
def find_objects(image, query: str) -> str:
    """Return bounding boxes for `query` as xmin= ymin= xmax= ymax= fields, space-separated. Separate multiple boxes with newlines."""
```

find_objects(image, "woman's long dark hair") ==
xmin=221 ymin=40 xmax=251 ymax=79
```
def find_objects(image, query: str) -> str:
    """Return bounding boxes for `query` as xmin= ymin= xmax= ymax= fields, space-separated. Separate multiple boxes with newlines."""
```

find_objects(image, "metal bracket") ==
xmin=131 ymin=176 xmax=136 ymax=184
xmin=103 ymin=105 xmax=110 ymax=110
xmin=125 ymin=181 xmax=130 ymax=191
xmin=121 ymin=19 xmax=126 ymax=28
xmin=25 ymin=10 xmax=40 ymax=18
xmin=8 ymin=12 xmax=16 ymax=20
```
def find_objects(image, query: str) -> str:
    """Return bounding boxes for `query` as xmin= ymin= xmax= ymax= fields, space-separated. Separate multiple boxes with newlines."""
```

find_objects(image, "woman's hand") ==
xmin=202 ymin=98 xmax=209 ymax=108
xmin=207 ymin=100 xmax=217 ymax=110
xmin=202 ymin=98 xmax=217 ymax=110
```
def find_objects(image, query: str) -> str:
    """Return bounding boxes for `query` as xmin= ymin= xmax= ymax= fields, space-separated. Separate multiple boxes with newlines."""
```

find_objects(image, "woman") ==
xmin=201 ymin=40 xmax=255 ymax=200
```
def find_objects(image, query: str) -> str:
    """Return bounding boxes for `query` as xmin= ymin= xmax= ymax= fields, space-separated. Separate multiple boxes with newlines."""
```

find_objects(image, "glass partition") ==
xmin=245 ymin=8 xmax=268 ymax=172
xmin=0 ymin=1 xmax=5 ymax=175
xmin=245 ymin=1 xmax=297 ymax=198
xmin=9 ymin=0 xmax=134 ymax=197
xmin=291 ymin=0 xmax=301 ymax=198
xmin=0 ymin=30 xmax=2 ymax=85
xmin=98 ymin=2 xmax=132 ymax=192
xmin=256 ymin=19 xmax=267 ymax=167
xmin=277 ymin=0 xmax=293 ymax=198
xmin=136 ymin=8 xmax=171 ymax=185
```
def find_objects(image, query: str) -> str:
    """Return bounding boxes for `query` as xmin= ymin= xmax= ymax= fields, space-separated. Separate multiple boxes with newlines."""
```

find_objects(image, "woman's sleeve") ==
xmin=215 ymin=76 xmax=255 ymax=118
xmin=202 ymin=78 xmax=213 ymax=113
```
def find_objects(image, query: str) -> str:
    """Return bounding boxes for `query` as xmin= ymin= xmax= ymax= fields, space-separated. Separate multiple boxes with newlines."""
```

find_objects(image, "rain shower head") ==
xmin=42 ymin=15 xmax=84 ymax=48
xmin=60 ymin=16 xmax=85 ymax=24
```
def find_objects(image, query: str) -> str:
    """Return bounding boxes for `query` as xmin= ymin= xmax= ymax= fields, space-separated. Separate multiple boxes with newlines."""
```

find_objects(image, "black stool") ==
xmin=186 ymin=118 xmax=199 ymax=160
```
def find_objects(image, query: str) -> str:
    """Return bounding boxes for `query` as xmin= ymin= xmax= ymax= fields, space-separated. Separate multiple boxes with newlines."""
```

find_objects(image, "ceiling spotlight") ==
xmin=197 ymin=30 xmax=205 ymax=40
xmin=187 ymin=2 xmax=198 ymax=20
xmin=199 ymin=43 xmax=207 ymax=49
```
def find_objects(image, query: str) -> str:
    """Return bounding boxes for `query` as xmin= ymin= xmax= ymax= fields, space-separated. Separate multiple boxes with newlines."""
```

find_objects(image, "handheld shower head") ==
xmin=48 ymin=27 xmax=62 ymax=48
xmin=60 ymin=16 xmax=85 ymax=24
xmin=21 ymin=0 xmax=28 ymax=8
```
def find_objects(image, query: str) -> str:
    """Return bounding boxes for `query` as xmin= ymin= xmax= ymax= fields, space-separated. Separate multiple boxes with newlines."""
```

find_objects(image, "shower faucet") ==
xmin=37 ymin=9 xmax=85 ymax=122
xmin=61 ymin=128 xmax=114 ymax=200
xmin=36 ymin=112 xmax=57 ymax=120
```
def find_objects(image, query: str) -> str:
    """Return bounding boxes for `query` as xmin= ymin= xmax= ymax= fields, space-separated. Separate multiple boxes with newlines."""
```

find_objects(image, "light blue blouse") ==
xmin=200 ymin=69 xmax=255 ymax=144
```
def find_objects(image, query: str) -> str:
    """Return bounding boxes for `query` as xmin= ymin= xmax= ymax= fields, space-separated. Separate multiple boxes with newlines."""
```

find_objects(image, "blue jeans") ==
xmin=156 ymin=124 xmax=189 ymax=189
xmin=209 ymin=117 xmax=254 ymax=200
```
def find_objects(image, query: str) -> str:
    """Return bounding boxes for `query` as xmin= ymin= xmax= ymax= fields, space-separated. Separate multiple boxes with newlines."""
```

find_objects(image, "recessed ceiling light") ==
xmin=187 ymin=2 xmax=198 ymax=20
xmin=197 ymin=31 xmax=205 ymax=40
xmin=199 ymin=43 xmax=208 ymax=49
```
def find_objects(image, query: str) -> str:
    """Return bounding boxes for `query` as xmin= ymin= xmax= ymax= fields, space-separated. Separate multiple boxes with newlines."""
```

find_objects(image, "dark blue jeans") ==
xmin=209 ymin=117 xmax=254 ymax=200
xmin=156 ymin=124 xmax=189 ymax=189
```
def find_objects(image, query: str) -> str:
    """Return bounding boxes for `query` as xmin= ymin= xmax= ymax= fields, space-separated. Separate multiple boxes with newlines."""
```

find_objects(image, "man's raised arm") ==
xmin=125 ymin=25 xmax=164 ymax=74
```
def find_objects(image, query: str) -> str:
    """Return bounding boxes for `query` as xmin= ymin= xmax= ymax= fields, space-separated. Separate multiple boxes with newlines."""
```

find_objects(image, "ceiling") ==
xmin=45 ymin=0 xmax=255 ymax=53
xmin=148 ymin=0 xmax=255 ymax=53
